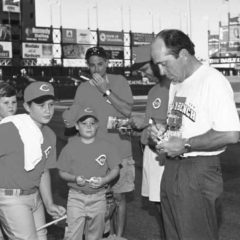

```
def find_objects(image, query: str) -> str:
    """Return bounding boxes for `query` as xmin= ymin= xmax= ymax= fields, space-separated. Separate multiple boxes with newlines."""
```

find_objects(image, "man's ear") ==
xmin=23 ymin=102 xmax=30 ymax=113
xmin=75 ymin=123 xmax=79 ymax=130
xmin=179 ymin=49 xmax=188 ymax=59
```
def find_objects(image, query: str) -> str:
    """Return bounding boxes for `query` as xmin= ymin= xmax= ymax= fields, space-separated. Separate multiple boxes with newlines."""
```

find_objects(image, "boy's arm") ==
xmin=59 ymin=170 xmax=86 ymax=186
xmin=102 ymin=166 xmax=120 ymax=185
xmin=39 ymin=170 xmax=66 ymax=219
xmin=59 ymin=169 xmax=76 ymax=183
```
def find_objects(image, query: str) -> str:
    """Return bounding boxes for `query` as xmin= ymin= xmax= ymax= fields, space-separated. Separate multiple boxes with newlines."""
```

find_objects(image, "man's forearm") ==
xmin=188 ymin=129 xmax=239 ymax=152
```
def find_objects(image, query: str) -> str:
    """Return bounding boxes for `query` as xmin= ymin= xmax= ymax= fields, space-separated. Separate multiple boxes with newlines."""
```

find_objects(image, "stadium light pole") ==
xmin=158 ymin=14 xmax=162 ymax=31
xmin=129 ymin=6 xmax=132 ymax=31
xmin=49 ymin=3 xmax=53 ymax=27
xmin=93 ymin=2 xmax=99 ymax=46
xmin=121 ymin=5 xmax=124 ymax=31
xmin=87 ymin=7 xmax=90 ymax=29
xmin=150 ymin=11 xmax=154 ymax=34
xmin=187 ymin=0 xmax=192 ymax=38
xmin=59 ymin=0 xmax=62 ymax=27
xmin=95 ymin=2 xmax=99 ymax=29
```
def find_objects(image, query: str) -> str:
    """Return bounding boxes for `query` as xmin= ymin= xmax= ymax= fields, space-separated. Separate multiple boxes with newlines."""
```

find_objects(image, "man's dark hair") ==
xmin=0 ymin=83 xmax=17 ymax=98
xmin=156 ymin=29 xmax=195 ymax=57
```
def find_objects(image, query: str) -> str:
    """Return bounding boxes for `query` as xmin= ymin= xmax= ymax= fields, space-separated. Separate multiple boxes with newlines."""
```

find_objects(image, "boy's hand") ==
xmin=46 ymin=204 xmax=66 ymax=220
xmin=87 ymin=177 xmax=103 ymax=188
xmin=76 ymin=176 xmax=86 ymax=186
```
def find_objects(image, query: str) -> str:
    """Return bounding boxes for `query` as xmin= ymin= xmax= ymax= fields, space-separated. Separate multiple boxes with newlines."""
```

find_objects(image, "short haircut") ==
xmin=156 ymin=29 xmax=195 ymax=57
xmin=0 ymin=83 xmax=17 ymax=98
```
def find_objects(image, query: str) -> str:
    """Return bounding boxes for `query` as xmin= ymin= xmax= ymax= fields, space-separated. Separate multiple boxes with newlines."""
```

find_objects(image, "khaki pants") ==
xmin=65 ymin=188 xmax=106 ymax=240
xmin=0 ymin=191 xmax=47 ymax=240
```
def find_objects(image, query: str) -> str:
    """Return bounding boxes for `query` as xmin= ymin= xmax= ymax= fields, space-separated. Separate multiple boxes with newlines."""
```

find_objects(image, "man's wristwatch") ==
xmin=184 ymin=139 xmax=192 ymax=153
xmin=103 ymin=89 xmax=112 ymax=97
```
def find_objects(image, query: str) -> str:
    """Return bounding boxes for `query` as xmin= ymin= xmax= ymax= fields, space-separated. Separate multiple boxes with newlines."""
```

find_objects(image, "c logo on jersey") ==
xmin=44 ymin=146 xmax=52 ymax=159
xmin=152 ymin=98 xmax=161 ymax=109
xmin=95 ymin=154 xmax=107 ymax=166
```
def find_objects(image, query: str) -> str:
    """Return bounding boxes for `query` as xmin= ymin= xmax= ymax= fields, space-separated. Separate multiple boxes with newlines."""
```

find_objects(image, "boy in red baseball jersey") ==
xmin=58 ymin=105 xmax=121 ymax=240
xmin=0 ymin=83 xmax=17 ymax=240
xmin=0 ymin=81 xmax=66 ymax=240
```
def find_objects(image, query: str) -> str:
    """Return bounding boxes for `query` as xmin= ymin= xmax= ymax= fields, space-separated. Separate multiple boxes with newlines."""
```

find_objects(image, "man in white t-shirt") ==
xmin=149 ymin=29 xmax=240 ymax=240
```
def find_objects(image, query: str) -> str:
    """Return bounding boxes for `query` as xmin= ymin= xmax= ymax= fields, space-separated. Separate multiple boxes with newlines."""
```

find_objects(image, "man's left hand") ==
xmin=157 ymin=136 xmax=186 ymax=158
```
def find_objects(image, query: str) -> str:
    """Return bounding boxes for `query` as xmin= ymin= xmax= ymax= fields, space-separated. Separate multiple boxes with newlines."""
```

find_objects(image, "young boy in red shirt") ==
xmin=58 ymin=105 xmax=121 ymax=240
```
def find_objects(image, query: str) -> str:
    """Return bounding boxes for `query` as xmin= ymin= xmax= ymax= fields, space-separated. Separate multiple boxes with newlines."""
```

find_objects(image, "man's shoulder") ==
xmin=201 ymin=65 xmax=229 ymax=85
xmin=149 ymin=84 xmax=160 ymax=94
xmin=77 ymin=81 xmax=92 ymax=89
xmin=148 ymin=83 xmax=167 ymax=97
xmin=108 ymin=74 xmax=127 ymax=82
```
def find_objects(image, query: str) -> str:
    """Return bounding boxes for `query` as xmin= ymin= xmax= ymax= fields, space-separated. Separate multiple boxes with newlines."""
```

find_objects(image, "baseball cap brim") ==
xmin=77 ymin=115 xmax=98 ymax=122
xmin=31 ymin=95 xmax=55 ymax=104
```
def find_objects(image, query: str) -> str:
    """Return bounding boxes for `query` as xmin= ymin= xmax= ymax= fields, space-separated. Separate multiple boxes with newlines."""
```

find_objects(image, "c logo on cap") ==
xmin=84 ymin=107 xmax=93 ymax=113
xmin=40 ymin=84 xmax=50 ymax=91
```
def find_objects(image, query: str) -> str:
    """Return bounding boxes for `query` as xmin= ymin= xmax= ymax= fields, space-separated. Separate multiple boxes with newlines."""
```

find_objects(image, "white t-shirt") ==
xmin=167 ymin=64 xmax=240 ymax=157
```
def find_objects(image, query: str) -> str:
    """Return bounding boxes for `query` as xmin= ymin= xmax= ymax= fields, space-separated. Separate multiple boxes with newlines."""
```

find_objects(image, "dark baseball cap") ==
xmin=85 ymin=46 xmax=107 ymax=61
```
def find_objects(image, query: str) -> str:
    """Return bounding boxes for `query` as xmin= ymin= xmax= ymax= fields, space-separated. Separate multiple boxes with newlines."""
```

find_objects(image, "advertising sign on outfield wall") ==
xmin=99 ymin=31 xmax=124 ymax=46
xmin=0 ymin=42 xmax=12 ymax=58
xmin=62 ymin=44 xmax=93 ymax=59
xmin=62 ymin=29 xmax=93 ymax=44
xmin=22 ymin=43 xmax=53 ymax=59
xmin=0 ymin=25 xmax=11 ymax=41
xmin=22 ymin=27 xmax=52 ymax=43
xmin=2 ymin=0 xmax=20 ymax=13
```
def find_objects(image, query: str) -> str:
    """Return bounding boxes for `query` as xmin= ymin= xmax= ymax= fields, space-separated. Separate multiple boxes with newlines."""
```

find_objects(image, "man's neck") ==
xmin=181 ymin=58 xmax=202 ymax=83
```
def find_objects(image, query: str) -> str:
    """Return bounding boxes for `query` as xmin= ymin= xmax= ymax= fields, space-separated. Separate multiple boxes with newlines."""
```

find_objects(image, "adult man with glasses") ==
xmin=71 ymin=46 xmax=134 ymax=239
xmin=149 ymin=29 xmax=240 ymax=240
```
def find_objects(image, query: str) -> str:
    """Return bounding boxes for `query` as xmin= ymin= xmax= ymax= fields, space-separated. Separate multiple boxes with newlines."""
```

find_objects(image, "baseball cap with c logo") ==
xmin=24 ymin=81 xmax=55 ymax=102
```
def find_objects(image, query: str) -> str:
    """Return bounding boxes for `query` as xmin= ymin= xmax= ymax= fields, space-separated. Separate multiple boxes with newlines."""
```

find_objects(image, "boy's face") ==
xmin=75 ymin=117 xmax=98 ymax=139
xmin=0 ymin=96 xmax=17 ymax=119
xmin=24 ymin=99 xmax=55 ymax=127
